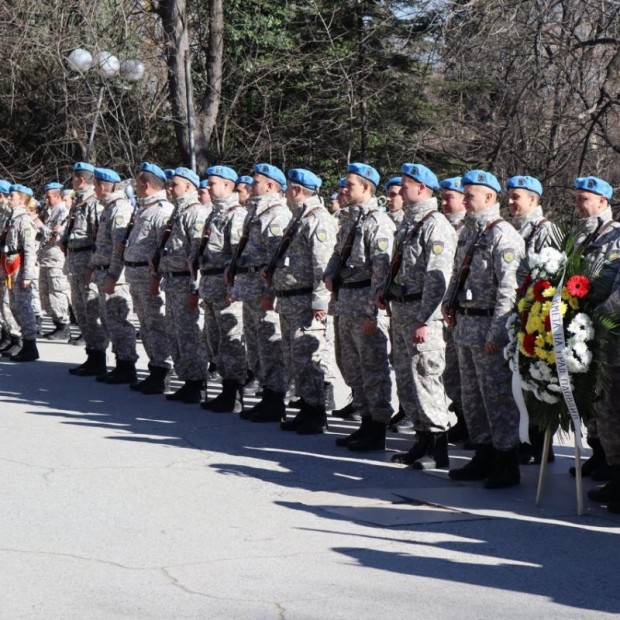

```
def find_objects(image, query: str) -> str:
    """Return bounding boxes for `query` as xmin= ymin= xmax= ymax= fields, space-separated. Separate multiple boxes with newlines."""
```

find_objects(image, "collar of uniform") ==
xmin=140 ymin=189 xmax=167 ymax=208
xmin=512 ymin=205 xmax=544 ymax=232
xmin=446 ymin=210 xmax=465 ymax=225
xmin=464 ymin=202 xmax=501 ymax=228
xmin=403 ymin=197 xmax=438 ymax=221
xmin=10 ymin=206 xmax=27 ymax=217
xmin=348 ymin=197 xmax=379 ymax=219
xmin=253 ymin=192 xmax=285 ymax=216
xmin=103 ymin=189 xmax=126 ymax=206
xmin=76 ymin=187 xmax=96 ymax=203
xmin=175 ymin=191 xmax=200 ymax=210
xmin=290 ymin=194 xmax=322 ymax=217
xmin=212 ymin=191 xmax=240 ymax=211
xmin=579 ymin=206 xmax=613 ymax=234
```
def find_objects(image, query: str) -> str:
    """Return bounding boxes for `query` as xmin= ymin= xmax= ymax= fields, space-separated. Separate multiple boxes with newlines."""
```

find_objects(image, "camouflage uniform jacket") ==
xmin=197 ymin=192 xmax=246 ymax=299
xmin=513 ymin=205 xmax=556 ymax=257
xmin=38 ymin=202 xmax=69 ymax=268
xmin=576 ymin=207 xmax=620 ymax=269
xmin=65 ymin=187 xmax=102 ymax=251
xmin=390 ymin=198 xmax=457 ymax=324
xmin=324 ymin=197 xmax=395 ymax=318
xmin=90 ymin=190 xmax=133 ymax=283
xmin=444 ymin=203 xmax=525 ymax=347
xmin=272 ymin=196 xmax=338 ymax=314
xmin=446 ymin=210 xmax=466 ymax=232
xmin=388 ymin=208 xmax=404 ymax=226
xmin=124 ymin=191 xmax=175 ymax=265
xmin=2 ymin=207 xmax=37 ymax=280
xmin=158 ymin=191 xmax=209 ymax=277
xmin=232 ymin=192 xmax=292 ymax=302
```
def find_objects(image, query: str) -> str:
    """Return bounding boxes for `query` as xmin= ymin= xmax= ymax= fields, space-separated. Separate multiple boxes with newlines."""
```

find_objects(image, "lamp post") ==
xmin=66 ymin=48 xmax=145 ymax=162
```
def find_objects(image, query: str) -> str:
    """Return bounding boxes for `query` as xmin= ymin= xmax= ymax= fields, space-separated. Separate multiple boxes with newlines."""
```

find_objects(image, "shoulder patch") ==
xmin=115 ymin=216 xmax=125 ymax=226
xmin=502 ymin=249 xmax=516 ymax=263
xmin=24 ymin=228 xmax=32 ymax=237
xmin=315 ymin=228 xmax=327 ymax=243
xmin=376 ymin=237 xmax=389 ymax=252
xmin=194 ymin=222 xmax=204 ymax=232
xmin=268 ymin=223 xmax=281 ymax=237
xmin=607 ymin=250 xmax=620 ymax=262
xmin=432 ymin=241 xmax=444 ymax=255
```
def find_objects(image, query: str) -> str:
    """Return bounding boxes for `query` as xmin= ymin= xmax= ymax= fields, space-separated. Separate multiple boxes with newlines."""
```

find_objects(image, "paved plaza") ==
xmin=0 ymin=329 xmax=619 ymax=619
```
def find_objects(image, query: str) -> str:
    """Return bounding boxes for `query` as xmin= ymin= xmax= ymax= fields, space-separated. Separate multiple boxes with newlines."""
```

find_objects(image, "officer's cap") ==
xmin=94 ymin=168 xmax=121 ymax=184
xmin=439 ymin=177 xmax=464 ymax=194
xmin=9 ymin=183 xmax=34 ymax=197
xmin=0 ymin=180 xmax=12 ymax=195
xmin=506 ymin=175 xmax=543 ymax=196
xmin=173 ymin=167 xmax=200 ymax=188
xmin=384 ymin=176 xmax=402 ymax=191
xmin=347 ymin=163 xmax=380 ymax=187
xmin=236 ymin=175 xmax=253 ymax=187
xmin=44 ymin=182 xmax=64 ymax=192
xmin=462 ymin=170 xmax=501 ymax=193
xmin=401 ymin=163 xmax=439 ymax=191
xmin=287 ymin=168 xmax=322 ymax=191
xmin=140 ymin=161 xmax=167 ymax=184
xmin=207 ymin=165 xmax=238 ymax=183
xmin=574 ymin=176 xmax=613 ymax=200
xmin=73 ymin=162 xmax=95 ymax=174
xmin=254 ymin=163 xmax=286 ymax=188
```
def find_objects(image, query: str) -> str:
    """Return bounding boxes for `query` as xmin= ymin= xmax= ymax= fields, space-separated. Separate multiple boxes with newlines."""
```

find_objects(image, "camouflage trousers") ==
xmin=443 ymin=325 xmax=462 ymax=414
xmin=8 ymin=270 xmax=37 ymax=340
xmin=280 ymin=308 xmax=326 ymax=407
xmin=96 ymin=281 xmax=138 ymax=363
xmin=242 ymin=302 xmax=260 ymax=380
xmin=242 ymin=301 xmax=287 ymax=394
xmin=67 ymin=253 xmax=108 ymax=351
xmin=338 ymin=315 xmax=393 ymax=423
xmin=319 ymin=315 xmax=337 ymax=384
xmin=30 ymin=275 xmax=42 ymax=316
xmin=391 ymin=303 xmax=455 ymax=432
xmin=596 ymin=366 xmax=620 ymax=466
xmin=163 ymin=275 xmax=209 ymax=382
xmin=127 ymin=268 xmax=171 ymax=369
xmin=39 ymin=266 xmax=70 ymax=324
xmin=457 ymin=344 xmax=520 ymax=451
xmin=202 ymin=296 xmax=246 ymax=384
xmin=0 ymin=278 xmax=19 ymax=335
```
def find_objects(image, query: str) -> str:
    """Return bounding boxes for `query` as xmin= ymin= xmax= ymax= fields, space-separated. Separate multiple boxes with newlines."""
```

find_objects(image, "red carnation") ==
xmin=533 ymin=279 xmax=551 ymax=302
xmin=520 ymin=311 xmax=529 ymax=329
xmin=544 ymin=315 xmax=551 ymax=331
xmin=566 ymin=275 xmax=590 ymax=299
xmin=523 ymin=333 xmax=536 ymax=356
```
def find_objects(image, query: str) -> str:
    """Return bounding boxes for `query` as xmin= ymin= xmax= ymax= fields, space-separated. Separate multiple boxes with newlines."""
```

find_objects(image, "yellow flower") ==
xmin=560 ymin=301 xmax=567 ymax=316
xmin=525 ymin=286 xmax=535 ymax=302
xmin=545 ymin=330 xmax=554 ymax=345
xmin=568 ymin=295 xmax=579 ymax=310
xmin=541 ymin=301 xmax=552 ymax=319
xmin=517 ymin=298 xmax=529 ymax=313
xmin=535 ymin=334 xmax=546 ymax=348
xmin=542 ymin=286 xmax=556 ymax=299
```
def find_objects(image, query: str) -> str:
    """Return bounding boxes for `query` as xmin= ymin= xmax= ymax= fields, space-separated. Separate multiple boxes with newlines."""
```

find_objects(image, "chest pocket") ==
xmin=207 ymin=219 xmax=225 ymax=255
xmin=347 ymin=226 xmax=368 ymax=267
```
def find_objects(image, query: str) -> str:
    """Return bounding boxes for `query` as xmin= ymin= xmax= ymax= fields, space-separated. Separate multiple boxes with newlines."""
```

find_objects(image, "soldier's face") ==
xmin=574 ymin=190 xmax=607 ymax=218
xmin=71 ymin=173 xmax=83 ymax=192
xmin=94 ymin=179 xmax=113 ymax=200
xmin=345 ymin=174 xmax=370 ymax=204
xmin=252 ymin=174 xmax=273 ymax=196
xmin=45 ymin=190 xmax=62 ymax=207
xmin=237 ymin=184 xmax=251 ymax=205
xmin=441 ymin=190 xmax=465 ymax=214
xmin=208 ymin=176 xmax=231 ymax=201
xmin=463 ymin=185 xmax=495 ymax=213
xmin=170 ymin=176 xmax=192 ymax=197
xmin=400 ymin=176 xmax=423 ymax=204
xmin=386 ymin=186 xmax=403 ymax=212
xmin=8 ymin=191 xmax=25 ymax=208
xmin=329 ymin=199 xmax=340 ymax=213
xmin=508 ymin=188 xmax=537 ymax=217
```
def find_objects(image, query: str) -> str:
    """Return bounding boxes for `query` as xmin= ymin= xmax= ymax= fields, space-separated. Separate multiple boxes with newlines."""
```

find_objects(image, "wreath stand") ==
xmin=535 ymin=428 xmax=584 ymax=516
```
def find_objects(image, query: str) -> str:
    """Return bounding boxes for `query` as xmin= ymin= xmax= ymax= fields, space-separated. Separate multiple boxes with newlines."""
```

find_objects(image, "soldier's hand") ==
xmin=22 ymin=279 xmax=31 ymax=289
xmin=260 ymin=296 xmax=274 ymax=312
xmin=485 ymin=341 xmax=502 ymax=353
xmin=412 ymin=322 xmax=429 ymax=345
xmin=324 ymin=276 xmax=333 ymax=292
xmin=149 ymin=277 xmax=160 ymax=296
xmin=313 ymin=309 xmax=327 ymax=321
xmin=441 ymin=305 xmax=454 ymax=327
xmin=104 ymin=277 xmax=116 ymax=295
xmin=53 ymin=224 xmax=62 ymax=234
xmin=187 ymin=293 xmax=199 ymax=311
xmin=361 ymin=317 xmax=377 ymax=336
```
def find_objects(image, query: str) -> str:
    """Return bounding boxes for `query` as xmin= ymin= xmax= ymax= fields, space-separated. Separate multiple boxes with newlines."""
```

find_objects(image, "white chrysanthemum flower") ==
xmin=530 ymin=360 xmax=554 ymax=382
xmin=531 ymin=247 xmax=566 ymax=277
xmin=547 ymin=383 xmax=563 ymax=393
xmin=540 ymin=389 xmax=560 ymax=404
xmin=564 ymin=344 xmax=592 ymax=373
xmin=567 ymin=313 xmax=595 ymax=341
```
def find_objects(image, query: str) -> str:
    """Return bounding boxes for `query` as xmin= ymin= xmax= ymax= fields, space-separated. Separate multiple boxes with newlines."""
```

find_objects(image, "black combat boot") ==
xmin=240 ymin=388 xmax=270 ymax=420
xmin=391 ymin=431 xmax=433 ymax=465
xmin=449 ymin=443 xmax=495 ymax=481
xmin=131 ymin=363 xmax=154 ymax=392
xmin=570 ymin=437 xmax=609 ymax=479
xmin=447 ymin=406 xmax=469 ymax=444
xmin=72 ymin=350 xmax=107 ymax=377
xmin=202 ymin=379 xmax=244 ymax=413
xmin=280 ymin=400 xmax=310 ymax=431
xmin=484 ymin=448 xmax=521 ymax=489
xmin=296 ymin=404 xmax=328 ymax=435
xmin=10 ymin=339 xmax=39 ymax=362
xmin=412 ymin=431 xmax=450 ymax=470
xmin=103 ymin=360 xmax=138 ymax=385
xmin=166 ymin=380 xmax=203 ymax=404
xmin=347 ymin=419 xmax=387 ymax=452
xmin=0 ymin=326 xmax=11 ymax=348
xmin=324 ymin=383 xmax=336 ymax=411
xmin=332 ymin=400 xmax=358 ymax=420
xmin=250 ymin=389 xmax=286 ymax=423
xmin=587 ymin=465 xmax=620 ymax=504
xmin=287 ymin=397 xmax=304 ymax=410
xmin=140 ymin=366 xmax=170 ymax=395
xmin=44 ymin=322 xmax=71 ymax=341
xmin=1 ymin=335 xmax=22 ymax=357
xmin=336 ymin=415 xmax=372 ymax=447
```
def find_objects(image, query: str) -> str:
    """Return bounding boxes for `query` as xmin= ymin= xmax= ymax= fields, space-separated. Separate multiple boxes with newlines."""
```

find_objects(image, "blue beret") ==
xmin=173 ymin=167 xmax=200 ymax=188
xmin=0 ymin=180 xmax=12 ymax=194
xmin=384 ymin=176 xmax=402 ymax=191
xmin=94 ymin=168 xmax=121 ymax=184
xmin=236 ymin=175 xmax=253 ymax=186
xmin=9 ymin=183 xmax=34 ymax=197
xmin=207 ymin=165 xmax=238 ymax=183
xmin=347 ymin=163 xmax=380 ymax=187
xmin=44 ymin=182 xmax=64 ymax=192
xmin=462 ymin=170 xmax=501 ymax=193
xmin=140 ymin=161 xmax=167 ymax=184
xmin=506 ymin=175 xmax=543 ymax=196
xmin=254 ymin=163 xmax=286 ymax=188
xmin=439 ymin=177 xmax=464 ymax=194
xmin=401 ymin=163 xmax=439 ymax=191
xmin=164 ymin=168 xmax=175 ymax=180
xmin=199 ymin=180 xmax=208 ymax=190
xmin=287 ymin=168 xmax=322 ymax=191
xmin=574 ymin=176 xmax=613 ymax=200
xmin=329 ymin=192 xmax=339 ymax=201
xmin=73 ymin=162 xmax=95 ymax=174
xmin=338 ymin=177 xmax=346 ymax=189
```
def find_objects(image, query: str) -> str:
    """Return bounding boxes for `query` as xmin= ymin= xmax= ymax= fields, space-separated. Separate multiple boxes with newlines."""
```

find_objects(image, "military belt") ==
xmin=162 ymin=270 xmax=191 ymax=278
xmin=275 ymin=286 xmax=313 ymax=298
xmin=92 ymin=264 xmax=110 ymax=271
xmin=124 ymin=260 xmax=149 ymax=268
xmin=339 ymin=279 xmax=372 ymax=290
xmin=391 ymin=292 xmax=423 ymax=303
xmin=67 ymin=244 xmax=95 ymax=253
xmin=200 ymin=267 xmax=226 ymax=276
xmin=3 ymin=249 xmax=20 ymax=256
xmin=457 ymin=307 xmax=495 ymax=317
xmin=235 ymin=266 xmax=263 ymax=274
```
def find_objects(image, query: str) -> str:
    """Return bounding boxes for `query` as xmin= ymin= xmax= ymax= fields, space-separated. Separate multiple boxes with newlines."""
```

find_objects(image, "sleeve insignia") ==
xmin=268 ymin=223 xmax=281 ymax=237
xmin=194 ymin=222 xmax=204 ymax=232
xmin=115 ymin=216 xmax=125 ymax=226
xmin=607 ymin=250 xmax=620 ymax=262
xmin=502 ymin=249 xmax=516 ymax=263
xmin=377 ymin=237 xmax=389 ymax=252
xmin=315 ymin=228 xmax=327 ymax=242
xmin=24 ymin=228 xmax=32 ymax=237
xmin=432 ymin=241 xmax=444 ymax=255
